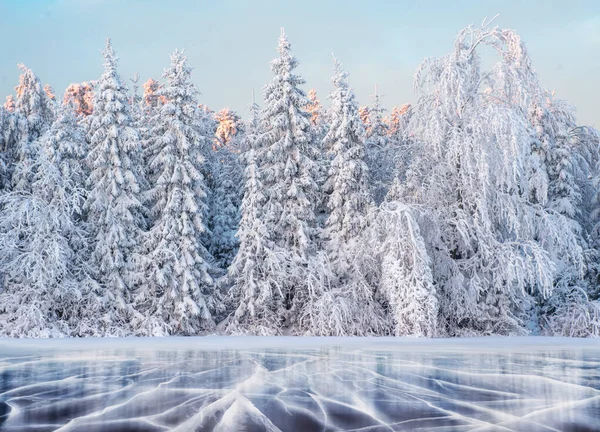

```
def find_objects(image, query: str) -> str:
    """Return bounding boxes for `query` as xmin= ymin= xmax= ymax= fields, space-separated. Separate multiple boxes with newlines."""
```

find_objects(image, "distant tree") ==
xmin=11 ymin=64 xmax=55 ymax=191
xmin=3 ymin=95 xmax=15 ymax=112
xmin=214 ymin=108 xmax=244 ymax=149
xmin=63 ymin=81 xmax=95 ymax=116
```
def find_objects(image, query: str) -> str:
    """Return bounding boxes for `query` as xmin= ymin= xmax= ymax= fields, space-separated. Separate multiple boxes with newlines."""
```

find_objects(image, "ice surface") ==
xmin=0 ymin=337 xmax=599 ymax=431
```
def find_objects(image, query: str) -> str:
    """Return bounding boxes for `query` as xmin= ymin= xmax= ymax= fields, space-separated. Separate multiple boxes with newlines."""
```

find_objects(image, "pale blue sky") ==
xmin=0 ymin=0 xmax=598 ymax=125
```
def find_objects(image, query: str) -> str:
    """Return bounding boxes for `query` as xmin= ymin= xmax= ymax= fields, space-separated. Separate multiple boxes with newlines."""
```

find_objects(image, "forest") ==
xmin=0 ymin=20 xmax=599 ymax=338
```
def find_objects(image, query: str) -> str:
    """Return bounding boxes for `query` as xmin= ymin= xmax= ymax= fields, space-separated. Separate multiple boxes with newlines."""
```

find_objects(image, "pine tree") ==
xmin=298 ymin=58 xmax=388 ymax=336
xmin=0 ymin=105 xmax=101 ymax=337
xmin=258 ymin=29 xmax=319 ymax=325
xmin=137 ymin=50 xmax=219 ymax=336
xmin=14 ymin=64 xmax=55 ymax=143
xmin=207 ymin=142 xmax=242 ymax=269
xmin=84 ymin=39 xmax=146 ymax=332
xmin=11 ymin=65 xmax=55 ymax=191
xmin=227 ymin=97 xmax=281 ymax=334
xmin=364 ymin=86 xmax=395 ymax=204
xmin=64 ymin=81 xmax=96 ymax=116
xmin=321 ymin=57 xmax=371 ymax=262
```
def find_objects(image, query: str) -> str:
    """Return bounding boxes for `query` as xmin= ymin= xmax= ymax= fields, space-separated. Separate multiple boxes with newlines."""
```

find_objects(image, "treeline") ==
xmin=0 ymin=22 xmax=599 ymax=338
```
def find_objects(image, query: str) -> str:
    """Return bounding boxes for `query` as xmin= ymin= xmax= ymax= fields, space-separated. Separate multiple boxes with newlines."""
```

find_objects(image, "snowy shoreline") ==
xmin=1 ymin=335 xmax=599 ymax=353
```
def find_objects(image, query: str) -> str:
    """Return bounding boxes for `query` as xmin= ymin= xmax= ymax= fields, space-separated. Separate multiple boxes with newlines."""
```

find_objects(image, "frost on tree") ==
xmin=207 ymin=143 xmax=242 ymax=270
xmin=138 ymin=50 xmax=220 ymax=336
xmin=10 ymin=64 xmax=55 ymax=191
xmin=227 ymin=98 xmax=283 ymax=334
xmin=400 ymin=21 xmax=584 ymax=336
xmin=363 ymin=86 xmax=396 ymax=205
xmin=207 ymin=109 xmax=244 ymax=269
xmin=63 ymin=81 xmax=96 ymax=116
xmin=367 ymin=202 xmax=438 ymax=337
xmin=321 ymin=57 xmax=371 ymax=264
xmin=252 ymin=29 xmax=319 ymax=328
xmin=299 ymin=58 xmax=388 ymax=336
xmin=228 ymin=29 xmax=322 ymax=333
xmin=0 ymin=105 xmax=101 ymax=337
xmin=84 ymin=39 xmax=147 ymax=333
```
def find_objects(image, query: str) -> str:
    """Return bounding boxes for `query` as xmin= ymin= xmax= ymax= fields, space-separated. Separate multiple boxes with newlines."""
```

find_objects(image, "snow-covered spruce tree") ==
xmin=298 ymin=58 xmax=388 ymax=336
xmin=206 ymin=109 xmax=244 ymax=269
xmin=399 ymin=21 xmax=584 ymax=336
xmin=136 ymin=50 xmax=220 ymax=336
xmin=321 ymin=57 xmax=371 ymax=264
xmin=226 ymin=98 xmax=282 ymax=334
xmin=207 ymin=142 xmax=243 ymax=269
xmin=366 ymin=201 xmax=438 ymax=337
xmin=229 ymin=31 xmax=320 ymax=333
xmin=258 ymin=29 xmax=320 ymax=328
xmin=10 ymin=65 xmax=55 ymax=191
xmin=0 ymin=104 xmax=102 ymax=337
xmin=84 ymin=39 xmax=147 ymax=334
xmin=384 ymin=104 xmax=412 ymax=184
xmin=364 ymin=87 xmax=396 ymax=205
xmin=0 ymin=107 xmax=10 ymax=189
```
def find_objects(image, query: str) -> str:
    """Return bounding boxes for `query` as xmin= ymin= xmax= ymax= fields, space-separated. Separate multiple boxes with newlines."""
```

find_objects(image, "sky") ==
xmin=0 ymin=0 xmax=598 ymax=126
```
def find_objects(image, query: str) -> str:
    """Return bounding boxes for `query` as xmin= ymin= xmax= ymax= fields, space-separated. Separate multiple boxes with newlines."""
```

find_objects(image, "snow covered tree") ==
xmin=257 ymin=29 xmax=319 ymax=326
xmin=84 ymin=39 xmax=147 ymax=332
xmin=214 ymin=108 xmax=243 ymax=149
xmin=142 ymin=78 xmax=164 ymax=112
xmin=364 ymin=86 xmax=396 ymax=204
xmin=321 ymin=57 xmax=371 ymax=263
xmin=229 ymin=31 xmax=320 ymax=333
xmin=399 ymin=21 xmax=584 ymax=336
xmin=137 ymin=50 xmax=219 ymax=336
xmin=306 ymin=88 xmax=324 ymax=129
xmin=10 ymin=64 xmax=56 ymax=191
xmin=4 ymin=95 xmax=15 ymax=112
xmin=298 ymin=59 xmax=388 ymax=336
xmin=14 ymin=64 xmax=55 ymax=142
xmin=0 ymin=104 xmax=101 ymax=337
xmin=384 ymin=104 xmax=412 ymax=184
xmin=64 ymin=81 xmax=96 ymax=116
xmin=367 ymin=202 xmax=438 ymax=336
xmin=226 ymin=98 xmax=283 ymax=334
xmin=207 ymin=143 xmax=242 ymax=269
xmin=0 ymin=107 xmax=10 ymax=189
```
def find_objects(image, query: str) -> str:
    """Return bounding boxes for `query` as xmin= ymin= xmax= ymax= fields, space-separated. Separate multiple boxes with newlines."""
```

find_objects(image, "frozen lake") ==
xmin=0 ymin=337 xmax=599 ymax=431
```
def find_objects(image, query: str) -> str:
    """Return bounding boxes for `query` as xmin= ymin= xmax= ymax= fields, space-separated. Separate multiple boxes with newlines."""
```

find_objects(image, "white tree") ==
xmin=84 ymin=39 xmax=146 ymax=333
xmin=368 ymin=201 xmax=438 ymax=337
xmin=137 ymin=50 xmax=219 ymax=336
xmin=227 ymin=98 xmax=285 ymax=334
xmin=321 ymin=57 xmax=371 ymax=263
xmin=207 ymin=143 xmax=243 ymax=270
xmin=10 ymin=65 xmax=55 ymax=191
xmin=364 ymin=86 xmax=395 ymax=204
xmin=0 ymin=106 xmax=102 ymax=337
xmin=400 ymin=21 xmax=584 ymax=335
xmin=249 ymin=29 xmax=319 ymax=328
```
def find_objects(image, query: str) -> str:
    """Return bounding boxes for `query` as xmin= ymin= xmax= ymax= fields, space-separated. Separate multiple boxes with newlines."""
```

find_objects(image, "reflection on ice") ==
xmin=0 ymin=337 xmax=599 ymax=431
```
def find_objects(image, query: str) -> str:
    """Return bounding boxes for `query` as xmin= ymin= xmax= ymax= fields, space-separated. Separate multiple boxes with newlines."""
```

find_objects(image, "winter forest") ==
xmin=0 ymin=20 xmax=599 ymax=339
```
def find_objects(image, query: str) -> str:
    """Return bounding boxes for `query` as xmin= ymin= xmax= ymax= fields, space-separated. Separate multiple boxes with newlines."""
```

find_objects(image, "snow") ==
xmin=0 ymin=337 xmax=599 ymax=431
